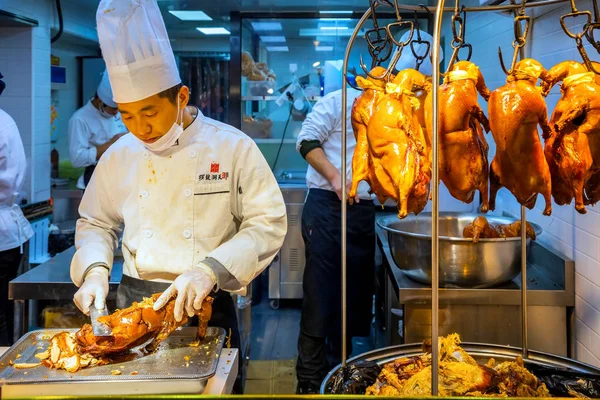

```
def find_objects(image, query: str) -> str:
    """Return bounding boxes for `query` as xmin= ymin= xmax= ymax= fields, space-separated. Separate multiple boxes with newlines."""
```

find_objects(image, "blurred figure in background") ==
xmin=0 ymin=72 xmax=33 ymax=346
xmin=68 ymin=70 xmax=127 ymax=188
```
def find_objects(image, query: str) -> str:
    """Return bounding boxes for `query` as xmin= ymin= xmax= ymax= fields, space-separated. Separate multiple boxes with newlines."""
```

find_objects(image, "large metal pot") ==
xmin=377 ymin=212 xmax=543 ymax=288
xmin=320 ymin=342 xmax=600 ymax=394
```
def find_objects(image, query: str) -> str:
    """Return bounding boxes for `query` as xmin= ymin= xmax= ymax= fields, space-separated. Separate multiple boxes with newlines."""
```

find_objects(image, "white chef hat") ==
xmin=96 ymin=70 xmax=116 ymax=108
xmin=392 ymin=30 xmax=443 ymax=76
xmin=96 ymin=0 xmax=181 ymax=104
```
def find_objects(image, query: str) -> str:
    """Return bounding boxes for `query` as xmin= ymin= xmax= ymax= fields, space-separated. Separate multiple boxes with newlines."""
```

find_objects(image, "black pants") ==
xmin=296 ymin=189 xmax=375 ymax=387
xmin=117 ymin=275 xmax=243 ymax=393
xmin=83 ymin=165 xmax=95 ymax=186
xmin=0 ymin=246 xmax=23 ymax=346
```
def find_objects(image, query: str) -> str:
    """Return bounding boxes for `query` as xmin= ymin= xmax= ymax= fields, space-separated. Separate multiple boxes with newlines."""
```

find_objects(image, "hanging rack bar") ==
xmin=521 ymin=206 xmax=529 ymax=359
xmin=340 ymin=5 xmax=374 ymax=369
xmin=431 ymin=0 xmax=446 ymax=395
xmin=385 ymin=0 xmax=569 ymax=13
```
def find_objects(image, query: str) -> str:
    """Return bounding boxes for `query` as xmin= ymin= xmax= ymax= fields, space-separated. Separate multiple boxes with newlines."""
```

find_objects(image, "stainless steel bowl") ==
xmin=321 ymin=342 xmax=600 ymax=394
xmin=377 ymin=212 xmax=543 ymax=288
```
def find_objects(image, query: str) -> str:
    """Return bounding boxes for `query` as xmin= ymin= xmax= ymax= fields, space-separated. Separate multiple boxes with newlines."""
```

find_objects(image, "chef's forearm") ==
xmin=303 ymin=146 xmax=339 ymax=182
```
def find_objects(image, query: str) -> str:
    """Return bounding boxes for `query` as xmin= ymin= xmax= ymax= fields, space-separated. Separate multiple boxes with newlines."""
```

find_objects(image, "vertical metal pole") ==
xmin=521 ymin=205 xmax=529 ymax=358
xmin=340 ymin=7 xmax=374 ymax=368
xmin=431 ymin=0 xmax=445 ymax=395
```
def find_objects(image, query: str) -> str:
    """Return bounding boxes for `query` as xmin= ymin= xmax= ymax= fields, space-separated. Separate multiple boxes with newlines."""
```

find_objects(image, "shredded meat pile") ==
xmin=366 ymin=334 xmax=550 ymax=397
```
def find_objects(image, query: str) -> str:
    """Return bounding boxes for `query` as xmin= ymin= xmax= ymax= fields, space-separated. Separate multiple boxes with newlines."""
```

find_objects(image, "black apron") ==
xmin=116 ymin=274 xmax=243 ymax=393
xmin=83 ymin=165 xmax=95 ymax=186
xmin=299 ymin=189 xmax=376 ymax=339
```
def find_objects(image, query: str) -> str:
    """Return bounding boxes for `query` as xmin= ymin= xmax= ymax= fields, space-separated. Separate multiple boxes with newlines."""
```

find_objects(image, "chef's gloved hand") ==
xmin=73 ymin=267 xmax=109 ymax=316
xmin=153 ymin=264 xmax=217 ymax=322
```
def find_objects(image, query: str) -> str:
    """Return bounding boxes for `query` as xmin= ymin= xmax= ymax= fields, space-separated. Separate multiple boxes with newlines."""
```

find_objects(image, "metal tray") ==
xmin=0 ymin=327 xmax=225 ymax=397
xmin=321 ymin=342 xmax=600 ymax=394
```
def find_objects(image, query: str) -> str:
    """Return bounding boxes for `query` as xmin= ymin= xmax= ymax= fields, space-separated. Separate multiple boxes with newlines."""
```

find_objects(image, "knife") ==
xmin=89 ymin=304 xmax=113 ymax=337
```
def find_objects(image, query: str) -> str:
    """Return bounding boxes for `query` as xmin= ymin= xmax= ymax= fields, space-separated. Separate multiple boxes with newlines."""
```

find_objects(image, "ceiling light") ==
xmin=319 ymin=18 xmax=351 ymax=21
xmin=169 ymin=10 xmax=213 ymax=21
xmin=316 ymin=46 xmax=334 ymax=52
xmin=196 ymin=27 xmax=230 ymax=35
xmin=320 ymin=26 xmax=348 ymax=30
xmin=313 ymin=61 xmax=321 ymax=67
xmin=251 ymin=22 xmax=283 ymax=31
xmin=260 ymin=36 xmax=286 ymax=43
xmin=266 ymin=46 xmax=289 ymax=52
xmin=319 ymin=10 xmax=353 ymax=14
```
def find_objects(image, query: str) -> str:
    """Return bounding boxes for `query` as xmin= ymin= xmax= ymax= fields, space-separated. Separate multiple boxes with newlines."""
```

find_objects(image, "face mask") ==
xmin=98 ymin=103 xmax=115 ymax=119
xmin=143 ymin=97 xmax=184 ymax=153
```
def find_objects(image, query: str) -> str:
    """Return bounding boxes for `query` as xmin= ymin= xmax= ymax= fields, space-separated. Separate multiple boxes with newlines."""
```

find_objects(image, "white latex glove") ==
xmin=153 ymin=266 xmax=216 ymax=322
xmin=73 ymin=267 xmax=109 ymax=315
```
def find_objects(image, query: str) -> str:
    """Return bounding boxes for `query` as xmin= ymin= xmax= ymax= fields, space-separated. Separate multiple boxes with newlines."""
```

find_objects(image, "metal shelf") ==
xmin=253 ymin=139 xmax=297 ymax=144
xmin=242 ymin=96 xmax=322 ymax=101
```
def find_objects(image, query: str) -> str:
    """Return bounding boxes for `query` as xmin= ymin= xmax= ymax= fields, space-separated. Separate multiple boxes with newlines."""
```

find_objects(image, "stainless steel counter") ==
xmin=375 ymin=213 xmax=575 ymax=357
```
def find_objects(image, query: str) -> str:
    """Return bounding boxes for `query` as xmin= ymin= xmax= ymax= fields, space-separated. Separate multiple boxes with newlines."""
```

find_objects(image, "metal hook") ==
xmin=584 ymin=0 xmax=600 ymax=51
xmin=456 ymin=43 xmax=472 ymax=62
xmin=575 ymin=36 xmax=600 ymax=75
xmin=387 ymin=20 xmax=415 ymax=48
xmin=359 ymin=48 xmax=401 ymax=81
xmin=345 ymin=67 xmax=364 ymax=91
xmin=560 ymin=10 xmax=592 ymax=39
xmin=498 ymin=13 xmax=530 ymax=75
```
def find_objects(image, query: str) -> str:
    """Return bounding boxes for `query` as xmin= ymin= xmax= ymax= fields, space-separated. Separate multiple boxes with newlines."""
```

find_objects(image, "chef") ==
xmin=70 ymin=0 xmax=287 ymax=391
xmin=0 ymin=72 xmax=34 ymax=346
xmin=294 ymin=62 xmax=373 ymax=394
xmin=68 ymin=70 xmax=127 ymax=188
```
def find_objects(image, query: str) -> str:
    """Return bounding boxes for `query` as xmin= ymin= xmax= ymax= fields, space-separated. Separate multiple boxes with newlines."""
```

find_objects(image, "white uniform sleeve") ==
xmin=207 ymin=141 xmax=287 ymax=289
xmin=70 ymin=158 xmax=122 ymax=286
xmin=68 ymin=116 xmax=97 ymax=168
xmin=295 ymin=94 xmax=339 ymax=152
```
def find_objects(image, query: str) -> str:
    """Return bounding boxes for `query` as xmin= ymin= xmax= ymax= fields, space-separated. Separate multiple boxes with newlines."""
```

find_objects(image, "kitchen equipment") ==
xmin=89 ymin=305 xmax=112 ymax=337
xmin=320 ymin=342 xmax=600 ymax=394
xmin=377 ymin=212 xmax=543 ymax=288
xmin=0 ymin=327 xmax=225 ymax=397
xmin=268 ymin=182 xmax=307 ymax=309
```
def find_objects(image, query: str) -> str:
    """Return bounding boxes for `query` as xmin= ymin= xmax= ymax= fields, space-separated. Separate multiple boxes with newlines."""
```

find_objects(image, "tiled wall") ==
xmin=442 ymin=1 xmax=600 ymax=366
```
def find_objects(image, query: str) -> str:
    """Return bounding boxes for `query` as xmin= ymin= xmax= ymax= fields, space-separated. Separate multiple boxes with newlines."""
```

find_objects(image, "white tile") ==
xmin=575 ymin=228 xmax=599 ymax=260
xmin=553 ymin=202 xmax=575 ymax=225
xmin=576 ymin=212 xmax=600 ymax=238
xmin=576 ymin=273 xmax=593 ymax=305
xmin=591 ymin=331 xmax=600 ymax=360
xmin=576 ymin=317 xmax=592 ymax=349
xmin=576 ymin=341 xmax=598 ymax=366
xmin=575 ymin=250 xmax=593 ymax=282
xmin=590 ymin=281 xmax=600 ymax=314
xmin=32 ymin=189 xmax=50 ymax=202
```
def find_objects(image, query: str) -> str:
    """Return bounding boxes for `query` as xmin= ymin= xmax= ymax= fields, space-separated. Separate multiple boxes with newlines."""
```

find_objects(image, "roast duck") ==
xmin=351 ymin=68 xmax=432 ymax=218
xmin=463 ymin=216 xmax=537 ymax=243
xmin=16 ymin=293 xmax=214 ymax=373
xmin=425 ymin=61 xmax=492 ymax=212
xmin=541 ymin=61 xmax=600 ymax=213
xmin=488 ymin=58 xmax=554 ymax=216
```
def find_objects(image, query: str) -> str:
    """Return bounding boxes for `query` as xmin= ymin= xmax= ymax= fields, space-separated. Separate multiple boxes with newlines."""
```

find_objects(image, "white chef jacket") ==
xmin=296 ymin=89 xmax=371 ymax=200
xmin=0 ymin=108 xmax=34 ymax=252
xmin=70 ymin=108 xmax=287 ymax=293
xmin=68 ymin=101 xmax=127 ymax=168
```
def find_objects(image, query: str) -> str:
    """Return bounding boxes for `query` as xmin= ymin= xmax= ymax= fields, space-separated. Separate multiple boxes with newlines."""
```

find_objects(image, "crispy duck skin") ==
xmin=349 ymin=66 xmax=392 ymax=203
xmin=488 ymin=58 xmax=553 ymax=216
xmin=542 ymin=60 xmax=600 ymax=211
xmin=425 ymin=61 xmax=491 ymax=212
xmin=76 ymin=293 xmax=213 ymax=357
xmin=463 ymin=216 xmax=536 ymax=243
xmin=366 ymin=69 xmax=430 ymax=218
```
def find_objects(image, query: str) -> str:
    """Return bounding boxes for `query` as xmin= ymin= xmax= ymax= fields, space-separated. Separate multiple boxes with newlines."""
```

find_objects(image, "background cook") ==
xmin=69 ymin=0 xmax=287 ymax=392
xmin=68 ymin=70 xmax=128 ymax=188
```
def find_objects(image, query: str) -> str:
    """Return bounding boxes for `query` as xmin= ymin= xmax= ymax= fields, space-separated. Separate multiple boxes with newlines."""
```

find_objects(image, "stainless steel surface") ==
xmin=89 ymin=305 xmax=112 ymax=337
xmin=51 ymin=181 xmax=83 ymax=224
xmin=0 ymin=327 xmax=225 ymax=396
xmin=377 ymin=212 xmax=543 ymax=288
xmin=431 ymin=0 xmax=444 ymax=393
xmin=521 ymin=206 xmax=529 ymax=359
xmin=376 ymin=221 xmax=575 ymax=356
xmin=321 ymin=341 xmax=600 ymax=394
xmin=269 ymin=184 xmax=307 ymax=302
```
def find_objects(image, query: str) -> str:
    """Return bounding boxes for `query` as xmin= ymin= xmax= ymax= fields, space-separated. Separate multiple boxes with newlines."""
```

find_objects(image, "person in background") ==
xmin=71 ymin=0 xmax=287 ymax=393
xmin=0 ymin=72 xmax=34 ymax=346
xmin=294 ymin=63 xmax=375 ymax=394
xmin=68 ymin=70 xmax=127 ymax=188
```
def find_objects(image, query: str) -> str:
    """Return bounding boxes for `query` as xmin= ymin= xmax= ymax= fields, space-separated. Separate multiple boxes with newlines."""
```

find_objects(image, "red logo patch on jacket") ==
xmin=210 ymin=162 xmax=220 ymax=173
